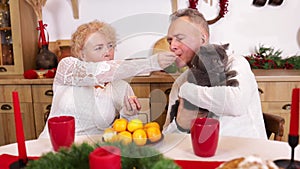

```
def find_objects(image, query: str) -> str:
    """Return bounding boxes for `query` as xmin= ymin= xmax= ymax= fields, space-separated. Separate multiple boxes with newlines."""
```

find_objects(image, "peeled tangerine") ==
xmin=127 ymin=119 xmax=143 ymax=133
xmin=132 ymin=129 xmax=147 ymax=146
xmin=103 ymin=128 xmax=118 ymax=142
xmin=113 ymin=118 xmax=128 ymax=132
xmin=146 ymin=126 xmax=162 ymax=143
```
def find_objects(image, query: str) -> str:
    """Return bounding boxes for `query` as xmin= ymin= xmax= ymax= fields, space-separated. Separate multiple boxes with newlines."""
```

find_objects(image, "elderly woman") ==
xmin=39 ymin=20 xmax=176 ymax=137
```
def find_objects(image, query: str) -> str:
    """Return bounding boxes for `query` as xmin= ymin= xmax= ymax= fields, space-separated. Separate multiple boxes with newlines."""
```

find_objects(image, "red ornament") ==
xmin=23 ymin=69 xmax=38 ymax=79
xmin=44 ymin=68 xmax=57 ymax=78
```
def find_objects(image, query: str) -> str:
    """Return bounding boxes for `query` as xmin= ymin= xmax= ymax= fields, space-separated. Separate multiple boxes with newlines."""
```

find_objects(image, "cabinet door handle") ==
xmin=164 ymin=88 xmax=172 ymax=111
xmin=1 ymin=104 xmax=12 ymax=110
xmin=165 ymin=88 xmax=171 ymax=95
xmin=44 ymin=110 xmax=50 ymax=123
xmin=258 ymin=88 xmax=264 ymax=94
xmin=46 ymin=104 xmax=52 ymax=110
xmin=44 ymin=90 xmax=53 ymax=96
xmin=0 ymin=67 xmax=7 ymax=72
xmin=282 ymin=104 xmax=291 ymax=110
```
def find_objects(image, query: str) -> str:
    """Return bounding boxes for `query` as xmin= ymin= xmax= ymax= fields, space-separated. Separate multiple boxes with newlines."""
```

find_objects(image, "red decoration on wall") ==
xmin=189 ymin=0 xmax=199 ymax=9
xmin=219 ymin=0 xmax=229 ymax=17
xmin=188 ymin=0 xmax=229 ymax=25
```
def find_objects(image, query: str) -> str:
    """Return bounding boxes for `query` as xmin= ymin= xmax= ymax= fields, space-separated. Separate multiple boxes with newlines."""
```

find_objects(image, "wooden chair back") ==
xmin=262 ymin=112 xmax=285 ymax=141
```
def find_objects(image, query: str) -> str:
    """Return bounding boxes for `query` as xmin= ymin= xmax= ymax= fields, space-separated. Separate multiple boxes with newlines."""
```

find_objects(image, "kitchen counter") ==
xmin=0 ymin=70 xmax=299 ymax=85
xmin=252 ymin=69 xmax=300 ymax=81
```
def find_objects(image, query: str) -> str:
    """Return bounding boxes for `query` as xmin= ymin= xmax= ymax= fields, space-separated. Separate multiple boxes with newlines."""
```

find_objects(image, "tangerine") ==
xmin=113 ymin=118 xmax=128 ymax=132
xmin=144 ymin=122 xmax=160 ymax=130
xmin=132 ymin=129 xmax=147 ymax=146
xmin=127 ymin=119 xmax=143 ymax=132
xmin=118 ymin=131 xmax=132 ymax=145
xmin=146 ymin=126 xmax=162 ymax=143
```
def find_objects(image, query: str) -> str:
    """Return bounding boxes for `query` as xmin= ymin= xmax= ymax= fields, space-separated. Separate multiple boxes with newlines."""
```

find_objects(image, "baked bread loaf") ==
xmin=217 ymin=156 xmax=281 ymax=169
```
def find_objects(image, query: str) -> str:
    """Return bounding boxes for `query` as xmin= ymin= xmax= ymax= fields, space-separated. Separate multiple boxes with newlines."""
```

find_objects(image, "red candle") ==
xmin=89 ymin=146 xmax=121 ymax=169
xmin=12 ymin=91 xmax=28 ymax=163
xmin=289 ymin=88 xmax=300 ymax=136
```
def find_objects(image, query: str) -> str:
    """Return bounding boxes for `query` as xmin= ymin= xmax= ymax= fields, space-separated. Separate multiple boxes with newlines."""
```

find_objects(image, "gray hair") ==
xmin=170 ymin=8 xmax=210 ymax=38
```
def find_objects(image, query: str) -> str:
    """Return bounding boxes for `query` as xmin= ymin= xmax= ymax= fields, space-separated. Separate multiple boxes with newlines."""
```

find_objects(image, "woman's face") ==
xmin=81 ymin=32 xmax=115 ymax=62
xmin=167 ymin=16 xmax=206 ymax=68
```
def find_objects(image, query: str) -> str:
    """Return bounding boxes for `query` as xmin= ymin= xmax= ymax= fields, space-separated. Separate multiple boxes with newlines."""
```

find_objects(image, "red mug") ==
xmin=48 ymin=116 xmax=75 ymax=151
xmin=89 ymin=146 xmax=121 ymax=169
xmin=190 ymin=118 xmax=219 ymax=157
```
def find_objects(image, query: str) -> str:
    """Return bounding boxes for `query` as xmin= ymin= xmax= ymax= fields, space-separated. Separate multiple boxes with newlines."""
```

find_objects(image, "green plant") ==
xmin=244 ymin=45 xmax=300 ymax=69
xmin=25 ymin=142 xmax=180 ymax=169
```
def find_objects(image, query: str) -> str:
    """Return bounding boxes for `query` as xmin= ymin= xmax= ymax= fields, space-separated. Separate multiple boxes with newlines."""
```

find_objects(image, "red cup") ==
xmin=190 ymin=118 xmax=219 ymax=157
xmin=48 ymin=116 xmax=75 ymax=151
xmin=89 ymin=146 xmax=121 ymax=169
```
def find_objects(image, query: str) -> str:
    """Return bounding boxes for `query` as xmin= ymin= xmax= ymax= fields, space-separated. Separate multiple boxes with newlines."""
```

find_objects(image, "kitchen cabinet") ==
xmin=0 ymin=0 xmax=37 ymax=75
xmin=150 ymin=83 xmax=172 ymax=129
xmin=254 ymin=70 xmax=300 ymax=142
xmin=32 ymin=85 xmax=53 ymax=137
xmin=0 ymin=84 xmax=36 ymax=145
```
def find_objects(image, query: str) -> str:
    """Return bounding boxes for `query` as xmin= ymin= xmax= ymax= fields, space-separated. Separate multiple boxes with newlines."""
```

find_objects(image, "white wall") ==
xmin=42 ymin=0 xmax=300 ymax=59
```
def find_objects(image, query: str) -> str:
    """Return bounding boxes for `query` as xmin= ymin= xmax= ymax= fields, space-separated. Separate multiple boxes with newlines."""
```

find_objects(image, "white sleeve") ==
xmin=162 ymin=120 xmax=188 ymax=134
xmin=54 ymin=56 xmax=161 ymax=86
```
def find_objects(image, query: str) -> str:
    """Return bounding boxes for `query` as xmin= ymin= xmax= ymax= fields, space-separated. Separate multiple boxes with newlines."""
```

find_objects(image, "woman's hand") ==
xmin=124 ymin=96 xmax=141 ymax=115
xmin=156 ymin=52 xmax=177 ymax=69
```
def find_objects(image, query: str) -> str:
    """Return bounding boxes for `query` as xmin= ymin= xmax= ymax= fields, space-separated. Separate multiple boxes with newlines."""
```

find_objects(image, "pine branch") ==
xmin=25 ymin=141 xmax=180 ymax=169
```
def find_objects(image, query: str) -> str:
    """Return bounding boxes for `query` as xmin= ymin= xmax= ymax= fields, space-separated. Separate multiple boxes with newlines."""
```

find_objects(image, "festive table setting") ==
xmin=1 ymin=133 xmax=300 ymax=169
xmin=0 ymin=89 xmax=299 ymax=168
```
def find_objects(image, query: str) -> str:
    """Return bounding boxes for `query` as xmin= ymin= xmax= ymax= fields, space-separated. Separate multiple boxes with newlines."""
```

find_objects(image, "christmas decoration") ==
xmin=25 ymin=142 xmax=180 ymax=169
xmin=188 ymin=0 xmax=229 ymax=25
xmin=25 ymin=0 xmax=58 ymax=70
xmin=245 ymin=45 xmax=300 ymax=69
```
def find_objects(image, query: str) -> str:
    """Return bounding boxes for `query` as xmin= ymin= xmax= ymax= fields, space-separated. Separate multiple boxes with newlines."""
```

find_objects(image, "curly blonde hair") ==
xmin=71 ymin=20 xmax=117 ymax=58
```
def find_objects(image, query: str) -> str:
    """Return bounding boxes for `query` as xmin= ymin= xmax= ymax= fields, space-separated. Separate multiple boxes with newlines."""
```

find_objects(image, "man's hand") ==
xmin=176 ymin=98 xmax=199 ymax=130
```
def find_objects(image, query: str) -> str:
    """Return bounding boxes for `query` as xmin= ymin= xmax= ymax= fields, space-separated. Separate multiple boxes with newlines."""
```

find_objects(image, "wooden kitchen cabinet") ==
xmin=150 ymin=83 xmax=172 ymax=129
xmin=0 ymin=84 xmax=36 ymax=145
xmin=257 ymin=81 xmax=300 ymax=141
xmin=32 ymin=85 xmax=53 ymax=137
xmin=255 ymin=70 xmax=300 ymax=142
xmin=130 ymin=83 xmax=151 ymax=123
xmin=0 ymin=0 xmax=37 ymax=75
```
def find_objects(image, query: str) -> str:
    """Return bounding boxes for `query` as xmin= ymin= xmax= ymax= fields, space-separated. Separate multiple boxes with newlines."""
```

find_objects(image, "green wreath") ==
xmin=25 ymin=141 xmax=180 ymax=169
